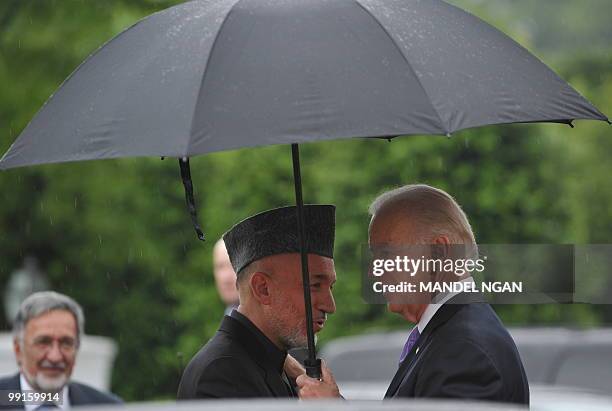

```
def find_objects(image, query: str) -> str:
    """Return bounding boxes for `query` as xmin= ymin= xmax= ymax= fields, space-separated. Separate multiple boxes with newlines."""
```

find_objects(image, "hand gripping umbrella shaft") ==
xmin=291 ymin=143 xmax=321 ymax=379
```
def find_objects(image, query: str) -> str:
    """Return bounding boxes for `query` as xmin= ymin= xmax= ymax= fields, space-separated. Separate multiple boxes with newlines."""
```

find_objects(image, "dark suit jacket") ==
xmin=177 ymin=311 xmax=297 ymax=399
xmin=0 ymin=373 xmax=122 ymax=409
xmin=385 ymin=294 xmax=529 ymax=405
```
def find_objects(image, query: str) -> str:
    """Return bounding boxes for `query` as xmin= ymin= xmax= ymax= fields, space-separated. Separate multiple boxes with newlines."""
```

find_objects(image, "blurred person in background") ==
xmin=178 ymin=205 xmax=336 ymax=399
xmin=0 ymin=291 xmax=122 ymax=409
xmin=212 ymin=239 xmax=239 ymax=316
xmin=297 ymin=184 xmax=529 ymax=405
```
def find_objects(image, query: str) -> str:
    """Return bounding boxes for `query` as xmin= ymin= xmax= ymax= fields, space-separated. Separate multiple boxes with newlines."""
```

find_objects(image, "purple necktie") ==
xmin=399 ymin=327 xmax=421 ymax=363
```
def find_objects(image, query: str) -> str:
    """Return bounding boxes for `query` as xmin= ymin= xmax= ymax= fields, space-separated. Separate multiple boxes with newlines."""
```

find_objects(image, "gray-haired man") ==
xmin=0 ymin=291 xmax=121 ymax=409
xmin=297 ymin=184 xmax=529 ymax=405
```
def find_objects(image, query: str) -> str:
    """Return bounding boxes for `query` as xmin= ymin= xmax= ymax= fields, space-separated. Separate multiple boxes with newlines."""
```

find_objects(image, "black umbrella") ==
xmin=0 ymin=0 xmax=608 ymax=378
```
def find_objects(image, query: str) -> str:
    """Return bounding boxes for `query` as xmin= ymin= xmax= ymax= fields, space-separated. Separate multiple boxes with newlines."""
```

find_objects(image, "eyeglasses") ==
xmin=30 ymin=336 xmax=77 ymax=354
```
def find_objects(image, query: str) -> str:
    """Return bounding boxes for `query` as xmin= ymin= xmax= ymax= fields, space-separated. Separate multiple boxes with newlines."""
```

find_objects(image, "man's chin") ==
xmin=287 ymin=338 xmax=308 ymax=350
xmin=284 ymin=332 xmax=315 ymax=351
xmin=32 ymin=372 xmax=69 ymax=392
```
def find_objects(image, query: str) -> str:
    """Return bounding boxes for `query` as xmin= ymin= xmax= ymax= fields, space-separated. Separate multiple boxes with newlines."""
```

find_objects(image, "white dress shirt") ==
xmin=416 ymin=277 xmax=476 ymax=333
xmin=20 ymin=373 xmax=70 ymax=411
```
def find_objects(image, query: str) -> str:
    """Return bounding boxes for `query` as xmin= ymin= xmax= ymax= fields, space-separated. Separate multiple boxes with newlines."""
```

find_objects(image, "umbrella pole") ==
xmin=291 ymin=143 xmax=322 ymax=379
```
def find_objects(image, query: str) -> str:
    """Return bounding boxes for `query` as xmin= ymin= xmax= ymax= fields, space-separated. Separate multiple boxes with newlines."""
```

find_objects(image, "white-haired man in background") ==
xmin=0 ymin=291 xmax=121 ymax=409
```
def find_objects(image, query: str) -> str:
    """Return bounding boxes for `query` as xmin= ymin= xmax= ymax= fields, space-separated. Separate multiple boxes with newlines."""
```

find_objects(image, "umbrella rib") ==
xmin=353 ymin=0 xmax=450 ymax=135
xmin=185 ymin=0 xmax=244 ymax=156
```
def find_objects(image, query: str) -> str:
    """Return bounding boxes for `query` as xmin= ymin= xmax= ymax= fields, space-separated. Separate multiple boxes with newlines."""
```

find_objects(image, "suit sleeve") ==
xmin=194 ymin=356 xmax=265 ymax=398
xmin=415 ymin=338 xmax=504 ymax=401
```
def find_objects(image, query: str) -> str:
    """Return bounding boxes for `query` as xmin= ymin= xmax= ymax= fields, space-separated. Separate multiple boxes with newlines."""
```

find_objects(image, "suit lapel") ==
xmin=384 ymin=332 xmax=425 ymax=397
xmin=69 ymin=383 xmax=86 ymax=405
xmin=384 ymin=293 xmax=485 ymax=398
xmin=6 ymin=374 xmax=24 ymax=410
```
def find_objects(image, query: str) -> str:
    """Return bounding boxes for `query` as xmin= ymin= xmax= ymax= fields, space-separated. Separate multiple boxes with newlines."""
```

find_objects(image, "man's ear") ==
xmin=13 ymin=338 xmax=22 ymax=367
xmin=430 ymin=236 xmax=450 ymax=279
xmin=432 ymin=235 xmax=450 ymax=259
xmin=250 ymin=272 xmax=272 ymax=305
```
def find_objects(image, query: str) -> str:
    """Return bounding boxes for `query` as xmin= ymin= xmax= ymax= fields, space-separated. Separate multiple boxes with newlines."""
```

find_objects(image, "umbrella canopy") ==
xmin=0 ymin=0 xmax=607 ymax=169
xmin=0 ymin=0 xmax=608 ymax=379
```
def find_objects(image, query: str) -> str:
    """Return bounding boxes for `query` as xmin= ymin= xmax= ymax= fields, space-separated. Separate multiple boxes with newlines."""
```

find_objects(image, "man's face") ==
xmin=369 ymin=209 xmax=429 ymax=323
xmin=213 ymin=242 xmax=239 ymax=306
xmin=14 ymin=310 xmax=78 ymax=392
xmin=265 ymin=253 xmax=336 ymax=350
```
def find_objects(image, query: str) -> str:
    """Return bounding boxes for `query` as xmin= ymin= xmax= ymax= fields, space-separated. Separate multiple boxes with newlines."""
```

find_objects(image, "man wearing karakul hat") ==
xmin=177 ymin=205 xmax=337 ymax=399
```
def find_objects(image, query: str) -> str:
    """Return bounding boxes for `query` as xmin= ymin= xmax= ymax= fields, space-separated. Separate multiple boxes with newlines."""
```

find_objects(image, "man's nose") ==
xmin=317 ymin=288 xmax=336 ymax=314
xmin=46 ymin=342 xmax=63 ymax=362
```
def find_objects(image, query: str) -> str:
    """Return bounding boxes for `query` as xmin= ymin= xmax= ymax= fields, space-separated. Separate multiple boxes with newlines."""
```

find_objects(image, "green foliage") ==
xmin=0 ymin=0 xmax=611 ymax=402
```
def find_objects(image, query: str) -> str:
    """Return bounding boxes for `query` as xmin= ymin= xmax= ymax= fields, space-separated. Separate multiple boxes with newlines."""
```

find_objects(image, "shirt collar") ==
xmin=417 ymin=277 xmax=475 ymax=333
xmin=20 ymin=373 xmax=70 ymax=411
xmin=230 ymin=310 xmax=287 ymax=374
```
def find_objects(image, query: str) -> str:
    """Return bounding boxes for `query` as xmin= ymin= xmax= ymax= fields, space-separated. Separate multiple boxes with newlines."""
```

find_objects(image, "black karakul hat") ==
xmin=223 ymin=205 xmax=336 ymax=273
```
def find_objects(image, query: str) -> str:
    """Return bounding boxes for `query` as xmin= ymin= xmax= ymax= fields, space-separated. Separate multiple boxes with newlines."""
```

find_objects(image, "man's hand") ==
xmin=296 ymin=361 xmax=342 ymax=399
xmin=284 ymin=354 xmax=305 ymax=380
